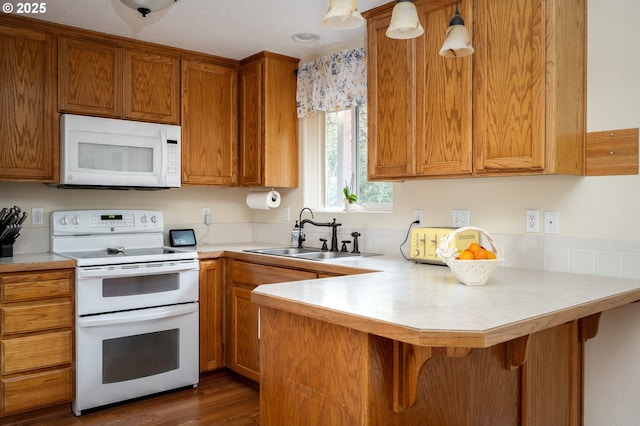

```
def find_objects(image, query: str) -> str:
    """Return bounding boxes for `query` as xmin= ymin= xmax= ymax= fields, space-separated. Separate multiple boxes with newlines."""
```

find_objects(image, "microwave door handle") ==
xmin=78 ymin=303 xmax=198 ymax=328
xmin=160 ymin=127 xmax=168 ymax=185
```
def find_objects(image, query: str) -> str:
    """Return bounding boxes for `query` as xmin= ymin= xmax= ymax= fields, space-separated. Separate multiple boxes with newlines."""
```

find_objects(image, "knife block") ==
xmin=1 ymin=243 xmax=13 ymax=257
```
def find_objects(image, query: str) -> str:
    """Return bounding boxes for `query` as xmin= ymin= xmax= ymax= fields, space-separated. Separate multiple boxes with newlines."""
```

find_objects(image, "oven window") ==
xmin=102 ymin=329 xmax=179 ymax=383
xmin=103 ymin=273 xmax=179 ymax=297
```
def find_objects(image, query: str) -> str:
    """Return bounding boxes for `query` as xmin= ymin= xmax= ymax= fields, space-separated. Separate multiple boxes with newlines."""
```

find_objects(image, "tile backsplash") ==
xmin=15 ymin=222 xmax=640 ymax=281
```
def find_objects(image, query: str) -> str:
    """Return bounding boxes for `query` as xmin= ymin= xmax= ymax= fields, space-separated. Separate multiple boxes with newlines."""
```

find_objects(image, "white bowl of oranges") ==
xmin=436 ymin=226 xmax=504 ymax=286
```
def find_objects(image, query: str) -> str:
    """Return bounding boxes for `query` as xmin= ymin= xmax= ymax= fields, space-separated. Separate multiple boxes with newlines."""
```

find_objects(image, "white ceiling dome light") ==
xmin=120 ymin=0 xmax=178 ymax=17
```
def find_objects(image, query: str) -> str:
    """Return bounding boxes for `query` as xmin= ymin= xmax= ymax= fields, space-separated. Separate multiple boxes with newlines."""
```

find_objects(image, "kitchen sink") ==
xmin=244 ymin=247 xmax=375 ymax=261
xmin=245 ymin=247 xmax=322 ymax=256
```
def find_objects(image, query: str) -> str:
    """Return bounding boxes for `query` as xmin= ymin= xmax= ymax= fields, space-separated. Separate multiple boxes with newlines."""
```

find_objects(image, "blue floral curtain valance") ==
xmin=296 ymin=47 xmax=367 ymax=118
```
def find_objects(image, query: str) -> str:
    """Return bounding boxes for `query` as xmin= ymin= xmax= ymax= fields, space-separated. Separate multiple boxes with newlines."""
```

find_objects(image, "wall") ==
xmin=0 ymin=0 xmax=638 ymax=422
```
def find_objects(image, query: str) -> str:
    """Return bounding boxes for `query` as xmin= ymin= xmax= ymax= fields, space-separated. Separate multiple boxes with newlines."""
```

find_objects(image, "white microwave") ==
xmin=60 ymin=114 xmax=181 ymax=189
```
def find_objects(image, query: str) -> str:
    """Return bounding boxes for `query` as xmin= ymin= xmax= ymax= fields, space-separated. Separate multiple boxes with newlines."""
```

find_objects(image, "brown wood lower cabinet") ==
xmin=199 ymin=259 xmax=224 ymax=372
xmin=0 ymin=268 xmax=74 ymax=417
xmin=259 ymin=307 xmax=591 ymax=425
xmin=226 ymin=260 xmax=317 ymax=382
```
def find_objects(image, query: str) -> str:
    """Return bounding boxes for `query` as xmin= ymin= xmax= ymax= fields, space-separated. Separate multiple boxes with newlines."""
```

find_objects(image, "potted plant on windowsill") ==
xmin=343 ymin=179 xmax=358 ymax=212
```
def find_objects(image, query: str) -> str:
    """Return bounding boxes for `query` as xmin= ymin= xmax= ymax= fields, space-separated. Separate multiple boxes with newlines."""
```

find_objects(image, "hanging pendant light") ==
xmin=323 ymin=0 xmax=365 ymax=30
xmin=120 ymin=0 xmax=178 ymax=17
xmin=439 ymin=0 xmax=474 ymax=57
xmin=386 ymin=0 xmax=424 ymax=40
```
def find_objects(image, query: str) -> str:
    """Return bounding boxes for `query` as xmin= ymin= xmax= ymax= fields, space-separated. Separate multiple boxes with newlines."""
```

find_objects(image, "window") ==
xmin=324 ymin=106 xmax=392 ymax=210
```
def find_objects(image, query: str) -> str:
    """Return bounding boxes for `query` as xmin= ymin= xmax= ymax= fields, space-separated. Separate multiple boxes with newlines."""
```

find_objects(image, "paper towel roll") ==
xmin=246 ymin=190 xmax=281 ymax=210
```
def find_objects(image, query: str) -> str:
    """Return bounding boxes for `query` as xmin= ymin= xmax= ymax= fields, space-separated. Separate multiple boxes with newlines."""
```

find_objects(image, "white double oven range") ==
xmin=50 ymin=209 xmax=199 ymax=416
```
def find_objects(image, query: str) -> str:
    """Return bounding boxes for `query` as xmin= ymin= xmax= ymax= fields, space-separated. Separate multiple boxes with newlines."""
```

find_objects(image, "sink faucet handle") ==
xmin=341 ymin=240 xmax=351 ymax=253
xmin=319 ymin=238 xmax=328 ymax=251
xmin=350 ymin=232 xmax=361 ymax=254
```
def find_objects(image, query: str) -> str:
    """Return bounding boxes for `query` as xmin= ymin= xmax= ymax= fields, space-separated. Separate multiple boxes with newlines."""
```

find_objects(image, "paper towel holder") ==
xmin=249 ymin=187 xmax=278 ymax=203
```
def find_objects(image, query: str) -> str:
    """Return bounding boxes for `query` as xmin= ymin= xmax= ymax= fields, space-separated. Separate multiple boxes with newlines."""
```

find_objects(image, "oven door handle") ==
xmin=77 ymin=261 xmax=198 ymax=279
xmin=78 ymin=303 xmax=198 ymax=327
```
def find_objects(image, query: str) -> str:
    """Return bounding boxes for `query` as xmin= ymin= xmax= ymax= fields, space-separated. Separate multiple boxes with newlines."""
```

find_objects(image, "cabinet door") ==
xmin=227 ymin=261 xmax=317 ymax=382
xmin=199 ymin=260 xmax=224 ymax=372
xmin=124 ymin=49 xmax=180 ymax=124
xmin=414 ymin=0 xmax=473 ymax=176
xmin=473 ymin=0 xmax=545 ymax=172
xmin=181 ymin=60 xmax=237 ymax=185
xmin=229 ymin=285 xmax=260 ymax=382
xmin=1 ymin=270 xmax=72 ymax=302
xmin=367 ymin=10 xmax=416 ymax=179
xmin=0 ymin=24 xmax=57 ymax=182
xmin=1 ymin=302 xmax=72 ymax=335
xmin=1 ymin=368 xmax=72 ymax=415
xmin=58 ymin=36 xmax=123 ymax=117
xmin=238 ymin=60 xmax=263 ymax=186
xmin=262 ymin=54 xmax=299 ymax=188
xmin=2 ymin=331 xmax=72 ymax=375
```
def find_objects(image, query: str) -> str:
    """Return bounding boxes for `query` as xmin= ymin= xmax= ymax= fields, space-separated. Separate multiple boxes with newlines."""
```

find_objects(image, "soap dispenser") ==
xmin=291 ymin=221 xmax=300 ymax=247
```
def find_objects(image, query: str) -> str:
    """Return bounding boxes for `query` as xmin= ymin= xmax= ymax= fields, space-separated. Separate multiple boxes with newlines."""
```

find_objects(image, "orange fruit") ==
xmin=474 ymin=248 xmax=489 ymax=260
xmin=467 ymin=242 xmax=482 ymax=254
xmin=486 ymin=251 xmax=497 ymax=259
xmin=458 ymin=250 xmax=474 ymax=260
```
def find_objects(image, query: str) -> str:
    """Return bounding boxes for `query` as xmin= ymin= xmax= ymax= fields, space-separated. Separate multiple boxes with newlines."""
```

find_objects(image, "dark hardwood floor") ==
xmin=2 ymin=370 xmax=260 ymax=426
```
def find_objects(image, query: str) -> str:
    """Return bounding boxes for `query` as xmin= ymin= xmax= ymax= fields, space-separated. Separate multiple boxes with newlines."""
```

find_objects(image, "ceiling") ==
xmin=30 ymin=0 xmax=391 ymax=61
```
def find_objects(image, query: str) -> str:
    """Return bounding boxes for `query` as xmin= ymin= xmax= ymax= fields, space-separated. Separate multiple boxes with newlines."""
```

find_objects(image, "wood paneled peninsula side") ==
xmin=251 ymin=257 xmax=640 ymax=425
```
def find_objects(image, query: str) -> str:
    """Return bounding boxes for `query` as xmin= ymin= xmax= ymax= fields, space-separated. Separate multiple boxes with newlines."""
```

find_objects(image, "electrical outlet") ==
xmin=202 ymin=208 xmax=211 ymax=225
xmin=413 ymin=209 xmax=423 ymax=225
xmin=525 ymin=209 xmax=539 ymax=233
xmin=451 ymin=209 xmax=470 ymax=228
xmin=31 ymin=207 xmax=43 ymax=225
xmin=544 ymin=210 xmax=559 ymax=235
xmin=283 ymin=206 xmax=291 ymax=222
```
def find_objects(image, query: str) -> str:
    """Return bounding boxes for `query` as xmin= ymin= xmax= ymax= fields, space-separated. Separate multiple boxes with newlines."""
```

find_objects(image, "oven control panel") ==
xmin=51 ymin=210 xmax=164 ymax=235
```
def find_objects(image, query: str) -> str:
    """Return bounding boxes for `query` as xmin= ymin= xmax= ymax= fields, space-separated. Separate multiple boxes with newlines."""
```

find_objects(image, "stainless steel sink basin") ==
xmin=292 ymin=251 xmax=360 ymax=260
xmin=244 ymin=247 xmax=375 ymax=261
xmin=245 ymin=247 xmax=321 ymax=256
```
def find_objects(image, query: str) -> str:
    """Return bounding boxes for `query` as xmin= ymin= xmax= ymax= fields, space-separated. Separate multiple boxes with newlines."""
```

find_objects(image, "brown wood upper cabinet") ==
xmin=181 ymin=59 xmax=238 ymax=185
xmin=365 ymin=0 xmax=585 ymax=179
xmin=0 ymin=21 xmax=58 ymax=183
xmin=367 ymin=0 xmax=473 ymax=179
xmin=58 ymin=36 xmax=180 ymax=124
xmin=474 ymin=0 xmax=585 ymax=175
xmin=239 ymin=52 xmax=299 ymax=187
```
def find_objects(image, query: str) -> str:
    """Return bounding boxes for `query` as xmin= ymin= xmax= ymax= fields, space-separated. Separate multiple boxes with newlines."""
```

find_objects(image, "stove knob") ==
xmin=150 ymin=215 xmax=158 ymax=223
xmin=72 ymin=216 xmax=80 ymax=225
xmin=141 ymin=215 xmax=148 ymax=224
xmin=60 ymin=216 xmax=69 ymax=225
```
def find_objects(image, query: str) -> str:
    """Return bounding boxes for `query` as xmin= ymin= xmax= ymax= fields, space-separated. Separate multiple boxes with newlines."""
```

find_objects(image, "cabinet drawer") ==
xmin=1 ymin=302 xmax=72 ymax=335
xmin=1 ymin=367 xmax=72 ymax=414
xmin=232 ymin=261 xmax=316 ymax=286
xmin=1 ymin=271 xmax=72 ymax=303
xmin=2 ymin=331 xmax=72 ymax=375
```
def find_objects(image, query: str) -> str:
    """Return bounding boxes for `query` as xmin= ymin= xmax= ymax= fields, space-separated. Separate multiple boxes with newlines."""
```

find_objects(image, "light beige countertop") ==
xmin=0 ymin=252 xmax=76 ymax=273
xmin=244 ymin=245 xmax=640 ymax=348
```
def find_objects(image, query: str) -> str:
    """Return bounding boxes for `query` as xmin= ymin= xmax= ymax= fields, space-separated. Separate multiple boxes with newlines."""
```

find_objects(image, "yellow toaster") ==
xmin=409 ymin=227 xmax=479 ymax=264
